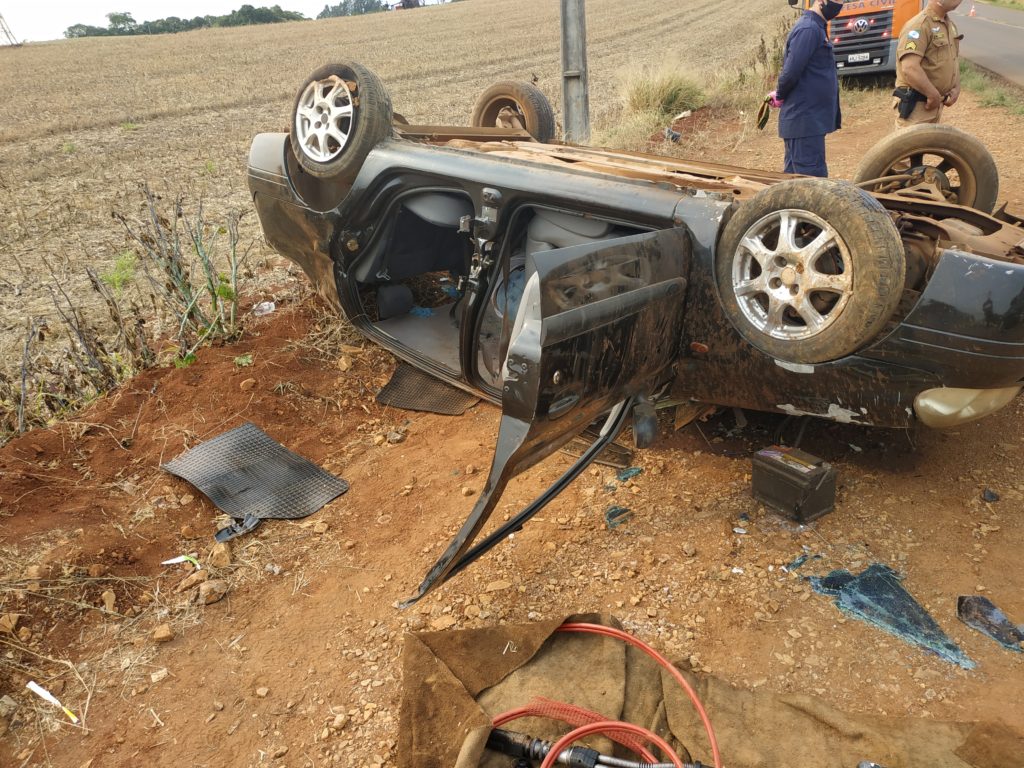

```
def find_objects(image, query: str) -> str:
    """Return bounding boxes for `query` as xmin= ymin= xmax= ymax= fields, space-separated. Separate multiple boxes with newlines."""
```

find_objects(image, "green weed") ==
xmin=100 ymin=250 xmax=137 ymax=296
xmin=959 ymin=61 xmax=1024 ymax=116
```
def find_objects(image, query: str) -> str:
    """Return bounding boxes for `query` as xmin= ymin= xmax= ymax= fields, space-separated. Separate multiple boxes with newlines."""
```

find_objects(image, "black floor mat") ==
xmin=162 ymin=422 xmax=349 ymax=522
xmin=376 ymin=363 xmax=479 ymax=416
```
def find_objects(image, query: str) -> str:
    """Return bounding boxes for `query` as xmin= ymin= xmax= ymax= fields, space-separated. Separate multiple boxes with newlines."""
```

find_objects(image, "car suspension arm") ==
xmin=400 ymin=399 xmax=631 ymax=607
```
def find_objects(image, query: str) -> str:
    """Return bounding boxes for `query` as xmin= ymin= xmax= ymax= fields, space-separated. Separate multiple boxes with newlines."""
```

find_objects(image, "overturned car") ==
xmin=248 ymin=62 xmax=1024 ymax=602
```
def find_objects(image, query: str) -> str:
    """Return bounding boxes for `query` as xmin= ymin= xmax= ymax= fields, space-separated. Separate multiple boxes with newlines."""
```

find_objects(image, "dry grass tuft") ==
xmin=623 ymin=65 xmax=706 ymax=118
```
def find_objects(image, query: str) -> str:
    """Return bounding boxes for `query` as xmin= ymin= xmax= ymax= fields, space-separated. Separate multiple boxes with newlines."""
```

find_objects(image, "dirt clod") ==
xmin=176 ymin=569 xmax=209 ymax=593
xmin=199 ymin=579 xmax=229 ymax=605
xmin=152 ymin=624 xmax=175 ymax=643
xmin=209 ymin=542 xmax=232 ymax=568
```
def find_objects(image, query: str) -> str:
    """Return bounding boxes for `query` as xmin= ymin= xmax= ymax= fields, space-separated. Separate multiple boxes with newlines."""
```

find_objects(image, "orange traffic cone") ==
xmin=969 ymin=4 xmax=977 ymax=16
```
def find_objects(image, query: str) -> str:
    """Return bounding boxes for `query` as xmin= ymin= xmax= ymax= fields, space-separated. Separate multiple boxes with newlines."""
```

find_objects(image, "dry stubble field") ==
xmin=3 ymin=2 xmax=1024 ymax=768
xmin=0 ymin=0 xmax=792 ymax=374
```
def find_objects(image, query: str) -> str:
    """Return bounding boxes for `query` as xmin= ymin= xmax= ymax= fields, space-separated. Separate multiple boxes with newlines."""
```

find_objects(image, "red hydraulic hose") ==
xmin=539 ymin=721 xmax=683 ymax=768
xmin=555 ymin=623 xmax=722 ymax=768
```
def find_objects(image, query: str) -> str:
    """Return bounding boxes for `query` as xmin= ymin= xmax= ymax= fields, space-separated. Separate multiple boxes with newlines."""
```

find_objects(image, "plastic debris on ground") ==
xmin=26 ymin=680 xmax=78 ymax=724
xmin=957 ymin=595 xmax=1024 ymax=652
xmin=783 ymin=551 xmax=822 ymax=573
xmin=409 ymin=306 xmax=434 ymax=317
xmin=616 ymin=466 xmax=643 ymax=482
xmin=161 ymin=554 xmax=201 ymax=568
xmin=604 ymin=506 xmax=632 ymax=529
xmin=981 ymin=488 xmax=1000 ymax=502
xmin=809 ymin=563 xmax=975 ymax=669
xmin=251 ymin=300 xmax=276 ymax=316
xmin=663 ymin=126 xmax=681 ymax=143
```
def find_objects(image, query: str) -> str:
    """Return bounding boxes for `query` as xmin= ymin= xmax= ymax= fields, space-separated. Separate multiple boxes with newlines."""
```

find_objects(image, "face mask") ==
xmin=822 ymin=0 xmax=844 ymax=20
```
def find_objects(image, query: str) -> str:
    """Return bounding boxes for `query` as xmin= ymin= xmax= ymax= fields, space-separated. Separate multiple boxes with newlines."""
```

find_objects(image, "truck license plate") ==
xmin=848 ymin=52 xmax=870 ymax=63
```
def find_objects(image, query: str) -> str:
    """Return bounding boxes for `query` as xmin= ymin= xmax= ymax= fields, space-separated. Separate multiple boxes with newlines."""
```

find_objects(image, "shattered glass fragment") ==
xmin=957 ymin=595 xmax=1024 ymax=653
xmin=809 ymin=564 xmax=975 ymax=669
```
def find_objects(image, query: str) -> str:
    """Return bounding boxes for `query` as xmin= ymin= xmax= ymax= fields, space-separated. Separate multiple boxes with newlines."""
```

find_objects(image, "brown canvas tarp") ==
xmin=398 ymin=614 xmax=1024 ymax=768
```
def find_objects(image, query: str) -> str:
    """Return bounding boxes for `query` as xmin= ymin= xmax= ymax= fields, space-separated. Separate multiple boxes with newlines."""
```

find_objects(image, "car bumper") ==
xmin=863 ymin=248 xmax=1024 ymax=390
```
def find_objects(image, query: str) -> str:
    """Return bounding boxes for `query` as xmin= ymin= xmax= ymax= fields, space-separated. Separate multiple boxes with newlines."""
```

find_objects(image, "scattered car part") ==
xmin=957 ymin=595 xmax=1024 ymax=652
xmin=853 ymin=124 xmax=999 ymax=213
xmin=162 ymin=422 xmax=349 ymax=540
xmin=471 ymin=80 xmax=556 ymax=142
xmin=376 ymin=362 xmax=480 ymax=415
xmin=751 ymin=445 xmax=836 ymax=523
xmin=400 ymin=399 xmax=633 ymax=606
xmin=810 ymin=564 xmax=974 ymax=669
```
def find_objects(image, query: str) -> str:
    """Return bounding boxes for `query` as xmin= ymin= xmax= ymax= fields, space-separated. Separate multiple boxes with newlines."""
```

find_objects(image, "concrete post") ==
xmin=560 ymin=0 xmax=590 ymax=144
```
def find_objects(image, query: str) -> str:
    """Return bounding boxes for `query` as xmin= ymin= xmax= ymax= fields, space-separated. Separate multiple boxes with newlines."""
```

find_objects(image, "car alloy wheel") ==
xmin=294 ymin=74 xmax=356 ymax=164
xmin=731 ymin=208 xmax=852 ymax=342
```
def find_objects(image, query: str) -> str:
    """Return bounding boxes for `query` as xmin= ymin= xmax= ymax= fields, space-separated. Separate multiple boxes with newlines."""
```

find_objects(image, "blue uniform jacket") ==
xmin=777 ymin=11 xmax=841 ymax=140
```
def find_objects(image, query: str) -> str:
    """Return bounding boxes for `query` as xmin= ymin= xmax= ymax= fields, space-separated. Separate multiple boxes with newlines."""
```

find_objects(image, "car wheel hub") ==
xmin=731 ymin=209 xmax=853 ymax=342
xmin=295 ymin=75 xmax=356 ymax=163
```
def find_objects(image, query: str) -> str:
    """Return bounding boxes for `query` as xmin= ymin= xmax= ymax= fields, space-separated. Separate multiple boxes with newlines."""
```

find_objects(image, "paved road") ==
xmin=953 ymin=2 xmax=1024 ymax=88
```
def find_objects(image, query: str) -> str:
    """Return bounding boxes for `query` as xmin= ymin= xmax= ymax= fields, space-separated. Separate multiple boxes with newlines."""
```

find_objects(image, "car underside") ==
xmin=248 ymin=61 xmax=1024 ymax=601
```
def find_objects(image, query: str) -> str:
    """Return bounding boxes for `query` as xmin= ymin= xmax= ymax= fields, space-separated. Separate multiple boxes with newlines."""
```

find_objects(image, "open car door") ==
xmin=402 ymin=227 xmax=692 ymax=605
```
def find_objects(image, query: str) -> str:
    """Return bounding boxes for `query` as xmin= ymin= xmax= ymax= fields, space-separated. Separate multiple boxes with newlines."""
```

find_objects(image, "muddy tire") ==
xmin=715 ymin=179 xmax=906 ymax=364
xmin=853 ymin=124 xmax=999 ymax=213
xmin=470 ymin=80 xmax=556 ymax=142
xmin=289 ymin=61 xmax=393 ymax=180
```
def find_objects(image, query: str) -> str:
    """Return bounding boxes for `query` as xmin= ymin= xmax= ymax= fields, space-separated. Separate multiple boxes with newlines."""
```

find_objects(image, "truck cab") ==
xmin=790 ymin=0 xmax=925 ymax=75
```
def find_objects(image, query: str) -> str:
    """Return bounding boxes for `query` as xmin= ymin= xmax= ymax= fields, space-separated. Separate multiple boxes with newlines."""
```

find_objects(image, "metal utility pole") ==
xmin=560 ymin=0 xmax=590 ymax=144
xmin=0 ymin=13 xmax=20 ymax=46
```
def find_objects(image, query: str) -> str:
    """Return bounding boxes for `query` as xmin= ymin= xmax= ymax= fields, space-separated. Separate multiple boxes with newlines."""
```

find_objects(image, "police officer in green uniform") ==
xmin=893 ymin=0 xmax=964 ymax=127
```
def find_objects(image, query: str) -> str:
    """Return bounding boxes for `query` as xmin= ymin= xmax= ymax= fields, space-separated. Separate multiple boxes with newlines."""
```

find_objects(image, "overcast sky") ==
xmin=3 ymin=1 xmax=441 ymax=43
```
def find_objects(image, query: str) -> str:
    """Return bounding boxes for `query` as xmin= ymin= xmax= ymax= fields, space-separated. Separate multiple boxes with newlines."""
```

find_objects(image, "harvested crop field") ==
xmin=3 ymin=2 xmax=1024 ymax=768
xmin=0 ymin=0 xmax=794 ymax=374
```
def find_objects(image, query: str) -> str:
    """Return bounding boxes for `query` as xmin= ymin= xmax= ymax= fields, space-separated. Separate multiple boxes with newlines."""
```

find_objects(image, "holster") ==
xmin=893 ymin=86 xmax=926 ymax=119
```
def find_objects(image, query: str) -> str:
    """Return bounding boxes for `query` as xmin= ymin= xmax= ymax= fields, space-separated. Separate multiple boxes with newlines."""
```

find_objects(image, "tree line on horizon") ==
xmin=65 ymin=5 xmax=306 ymax=38
xmin=64 ymin=1 xmax=439 ymax=38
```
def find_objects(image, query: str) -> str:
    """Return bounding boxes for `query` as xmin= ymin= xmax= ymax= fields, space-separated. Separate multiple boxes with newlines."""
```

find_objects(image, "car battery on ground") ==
xmin=751 ymin=445 xmax=836 ymax=523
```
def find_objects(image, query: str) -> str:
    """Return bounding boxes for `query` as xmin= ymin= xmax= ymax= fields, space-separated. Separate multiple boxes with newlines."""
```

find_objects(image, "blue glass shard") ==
xmin=616 ymin=467 xmax=643 ymax=482
xmin=809 ymin=564 xmax=975 ymax=669
xmin=604 ymin=505 xmax=632 ymax=529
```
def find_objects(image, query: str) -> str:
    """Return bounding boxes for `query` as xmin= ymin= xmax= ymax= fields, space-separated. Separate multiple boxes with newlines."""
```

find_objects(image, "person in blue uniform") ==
xmin=770 ymin=0 xmax=844 ymax=177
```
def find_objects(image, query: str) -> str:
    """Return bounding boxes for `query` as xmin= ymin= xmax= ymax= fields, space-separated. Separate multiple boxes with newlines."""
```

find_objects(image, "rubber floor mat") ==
xmin=162 ymin=422 xmax=349 ymax=521
xmin=376 ymin=363 xmax=479 ymax=416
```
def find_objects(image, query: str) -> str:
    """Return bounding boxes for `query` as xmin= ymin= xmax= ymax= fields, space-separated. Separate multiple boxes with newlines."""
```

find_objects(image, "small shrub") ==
xmin=100 ymin=250 xmax=137 ymax=296
xmin=114 ymin=185 xmax=248 ymax=366
xmin=624 ymin=66 xmax=706 ymax=118
xmin=62 ymin=142 xmax=77 ymax=154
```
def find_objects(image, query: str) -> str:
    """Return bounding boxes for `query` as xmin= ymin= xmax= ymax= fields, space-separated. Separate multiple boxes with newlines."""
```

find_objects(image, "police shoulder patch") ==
xmin=908 ymin=29 xmax=921 ymax=39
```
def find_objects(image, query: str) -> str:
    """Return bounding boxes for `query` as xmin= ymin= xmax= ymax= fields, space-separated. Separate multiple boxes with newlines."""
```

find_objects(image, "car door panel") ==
xmin=403 ymin=227 xmax=690 ymax=604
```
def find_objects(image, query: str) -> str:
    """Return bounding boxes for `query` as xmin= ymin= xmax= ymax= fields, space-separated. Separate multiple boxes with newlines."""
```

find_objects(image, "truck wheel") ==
xmin=715 ymin=179 xmax=906 ymax=364
xmin=289 ymin=61 xmax=393 ymax=180
xmin=853 ymin=124 xmax=999 ymax=213
xmin=471 ymin=81 xmax=556 ymax=142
